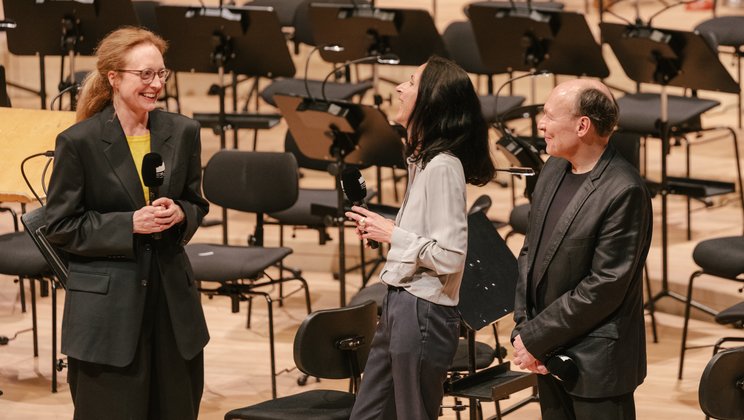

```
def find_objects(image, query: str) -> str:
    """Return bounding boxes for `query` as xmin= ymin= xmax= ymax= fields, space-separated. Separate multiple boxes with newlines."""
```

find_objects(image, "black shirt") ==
xmin=530 ymin=167 xmax=590 ymax=309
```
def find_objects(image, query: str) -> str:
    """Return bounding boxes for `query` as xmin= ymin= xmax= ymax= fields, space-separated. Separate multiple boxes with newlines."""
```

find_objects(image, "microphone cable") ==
xmin=21 ymin=151 xmax=55 ymax=207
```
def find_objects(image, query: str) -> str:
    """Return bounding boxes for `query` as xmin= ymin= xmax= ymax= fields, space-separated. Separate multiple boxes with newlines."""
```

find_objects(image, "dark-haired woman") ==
xmin=45 ymin=27 xmax=208 ymax=420
xmin=347 ymin=55 xmax=495 ymax=420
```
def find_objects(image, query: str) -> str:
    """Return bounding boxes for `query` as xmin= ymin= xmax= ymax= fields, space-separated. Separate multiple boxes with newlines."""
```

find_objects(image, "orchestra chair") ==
xmin=694 ymin=1 xmax=744 ymax=128
xmin=441 ymin=20 xmax=525 ymax=125
xmin=185 ymin=150 xmax=312 ymax=399
xmin=678 ymin=235 xmax=744 ymax=379
xmin=698 ymin=345 xmax=744 ymax=420
xmin=224 ymin=300 xmax=377 ymax=420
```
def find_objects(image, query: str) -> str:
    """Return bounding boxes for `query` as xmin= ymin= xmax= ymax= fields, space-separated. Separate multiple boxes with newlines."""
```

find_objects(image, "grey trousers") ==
xmin=350 ymin=287 xmax=461 ymax=420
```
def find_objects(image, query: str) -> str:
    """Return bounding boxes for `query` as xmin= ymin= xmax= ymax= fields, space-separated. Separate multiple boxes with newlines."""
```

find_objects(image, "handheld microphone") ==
xmin=142 ymin=152 xmax=165 ymax=239
xmin=340 ymin=167 xmax=380 ymax=249
xmin=545 ymin=352 xmax=578 ymax=384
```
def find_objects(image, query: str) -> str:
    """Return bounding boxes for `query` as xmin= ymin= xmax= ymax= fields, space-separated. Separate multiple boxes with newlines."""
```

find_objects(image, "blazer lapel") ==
xmin=148 ymin=110 xmax=174 ymax=197
xmin=532 ymin=146 xmax=617 ymax=291
xmin=527 ymin=158 xmax=569 ymax=272
xmin=99 ymin=107 xmax=146 ymax=209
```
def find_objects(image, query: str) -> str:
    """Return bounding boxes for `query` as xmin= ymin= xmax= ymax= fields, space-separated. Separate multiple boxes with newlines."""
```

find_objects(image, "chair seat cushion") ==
xmin=261 ymin=78 xmax=373 ymax=107
xmin=268 ymin=188 xmax=338 ymax=227
xmin=715 ymin=301 xmax=744 ymax=325
xmin=0 ymin=232 xmax=49 ymax=276
xmin=692 ymin=236 xmax=744 ymax=279
xmin=617 ymin=93 xmax=719 ymax=135
xmin=186 ymin=244 xmax=292 ymax=282
xmin=696 ymin=16 xmax=744 ymax=48
xmin=479 ymin=95 xmax=526 ymax=124
xmin=225 ymin=389 xmax=355 ymax=420
xmin=449 ymin=339 xmax=496 ymax=371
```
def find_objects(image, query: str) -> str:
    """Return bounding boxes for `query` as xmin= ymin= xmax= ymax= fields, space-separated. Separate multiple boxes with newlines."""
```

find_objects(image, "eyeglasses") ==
xmin=117 ymin=68 xmax=171 ymax=84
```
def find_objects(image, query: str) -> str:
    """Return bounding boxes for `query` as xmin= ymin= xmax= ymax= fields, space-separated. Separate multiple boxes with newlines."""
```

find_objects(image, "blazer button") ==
xmin=141 ymin=280 xmax=148 ymax=287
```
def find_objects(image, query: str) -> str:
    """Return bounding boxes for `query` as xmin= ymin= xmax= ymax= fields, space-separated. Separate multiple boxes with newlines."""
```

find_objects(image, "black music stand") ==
xmin=274 ymin=93 xmax=404 ymax=306
xmin=602 ymin=22 xmax=740 ymax=312
xmin=155 ymin=5 xmax=295 ymax=244
xmin=3 ymin=0 xmax=138 ymax=109
xmin=309 ymin=3 xmax=445 ymax=109
xmin=447 ymin=211 xmax=538 ymax=420
xmin=467 ymin=3 xmax=609 ymax=78
xmin=308 ymin=4 xmax=446 ymax=66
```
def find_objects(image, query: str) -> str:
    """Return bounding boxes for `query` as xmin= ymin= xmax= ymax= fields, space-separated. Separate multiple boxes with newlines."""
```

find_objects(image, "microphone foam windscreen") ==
xmin=340 ymin=167 xmax=367 ymax=202
xmin=142 ymin=152 xmax=165 ymax=187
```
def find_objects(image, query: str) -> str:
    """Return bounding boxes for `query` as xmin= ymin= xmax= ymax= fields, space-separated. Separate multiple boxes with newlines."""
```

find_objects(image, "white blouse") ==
xmin=380 ymin=152 xmax=468 ymax=306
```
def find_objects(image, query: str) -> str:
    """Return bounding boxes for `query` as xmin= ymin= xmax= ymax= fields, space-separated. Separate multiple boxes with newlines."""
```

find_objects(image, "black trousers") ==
xmin=68 ymin=263 xmax=204 ymax=420
xmin=537 ymin=374 xmax=636 ymax=420
xmin=350 ymin=287 xmax=460 ymax=420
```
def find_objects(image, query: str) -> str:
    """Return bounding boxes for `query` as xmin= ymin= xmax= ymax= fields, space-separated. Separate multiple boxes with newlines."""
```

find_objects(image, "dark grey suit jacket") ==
xmin=512 ymin=145 xmax=652 ymax=398
xmin=45 ymin=106 xmax=209 ymax=367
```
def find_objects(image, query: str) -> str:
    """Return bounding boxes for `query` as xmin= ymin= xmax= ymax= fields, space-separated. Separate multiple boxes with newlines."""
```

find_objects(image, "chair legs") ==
xmin=644 ymin=264 xmax=658 ymax=343
xmin=678 ymin=270 xmax=719 ymax=379
xmin=243 ymin=274 xmax=312 ymax=399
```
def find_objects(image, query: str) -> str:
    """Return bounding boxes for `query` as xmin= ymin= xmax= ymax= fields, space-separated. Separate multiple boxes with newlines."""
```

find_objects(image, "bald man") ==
xmin=511 ymin=80 xmax=652 ymax=420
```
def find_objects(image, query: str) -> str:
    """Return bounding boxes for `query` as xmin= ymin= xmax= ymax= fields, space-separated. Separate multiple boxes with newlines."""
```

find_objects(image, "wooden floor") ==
xmin=1 ymin=0 xmax=744 ymax=418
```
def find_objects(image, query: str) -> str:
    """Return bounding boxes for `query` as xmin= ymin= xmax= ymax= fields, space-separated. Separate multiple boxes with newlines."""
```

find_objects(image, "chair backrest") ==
xmin=293 ymin=300 xmax=377 ymax=380
xmin=20 ymin=206 xmax=68 ymax=288
xmin=698 ymin=346 xmax=744 ymax=420
xmin=442 ymin=21 xmax=493 ymax=76
xmin=202 ymin=150 xmax=299 ymax=214
xmin=609 ymin=131 xmax=641 ymax=171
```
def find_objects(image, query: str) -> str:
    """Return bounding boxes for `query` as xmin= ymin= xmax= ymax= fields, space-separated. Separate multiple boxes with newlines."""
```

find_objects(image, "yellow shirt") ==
xmin=126 ymin=133 xmax=151 ymax=203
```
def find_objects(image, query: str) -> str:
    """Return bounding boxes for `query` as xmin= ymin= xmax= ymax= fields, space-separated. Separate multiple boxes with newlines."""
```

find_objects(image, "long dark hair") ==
xmin=405 ymin=55 xmax=495 ymax=186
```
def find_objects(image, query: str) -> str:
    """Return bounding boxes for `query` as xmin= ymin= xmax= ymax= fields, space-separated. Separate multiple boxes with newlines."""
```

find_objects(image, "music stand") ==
xmin=601 ymin=22 xmax=740 ymax=312
xmin=155 ymin=5 xmax=295 ymax=244
xmin=309 ymin=3 xmax=445 ymax=108
xmin=467 ymin=3 xmax=609 ymax=78
xmin=3 ymin=0 xmax=139 ymax=109
xmin=308 ymin=4 xmax=446 ymax=66
xmin=274 ymin=93 xmax=404 ymax=306
xmin=447 ymin=211 xmax=538 ymax=420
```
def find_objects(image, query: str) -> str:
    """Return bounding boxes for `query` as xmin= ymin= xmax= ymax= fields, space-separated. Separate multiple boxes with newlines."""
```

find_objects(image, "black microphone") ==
xmin=495 ymin=167 xmax=536 ymax=176
xmin=545 ymin=352 xmax=578 ymax=384
xmin=142 ymin=152 xmax=165 ymax=239
xmin=340 ymin=167 xmax=380 ymax=249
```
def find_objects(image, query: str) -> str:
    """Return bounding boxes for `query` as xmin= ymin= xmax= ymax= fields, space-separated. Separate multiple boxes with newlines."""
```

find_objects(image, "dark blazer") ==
xmin=45 ymin=105 xmax=210 ymax=367
xmin=512 ymin=145 xmax=652 ymax=398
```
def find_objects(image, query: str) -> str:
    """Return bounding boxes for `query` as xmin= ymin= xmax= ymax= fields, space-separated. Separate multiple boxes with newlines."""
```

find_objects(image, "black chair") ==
xmin=617 ymin=92 xmax=744 ymax=240
xmin=695 ymin=6 xmax=744 ymax=128
xmin=258 ymin=0 xmax=374 ymax=112
xmin=20 ymin=206 xmax=69 ymax=393
xmin=698 ymin=346 xmax=744 ymax=420
xmin=678 ymin=235 xmax=744 ymax=379
xmin=224 ymin=300 xmax=377 ymax=420
xmin=441 ymin=20 xmax=525 ymax=125
xmin=0 ymin=227 xmax=49 ymax=361
xmin=185 ymin=150 xmax=312 ymax=399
